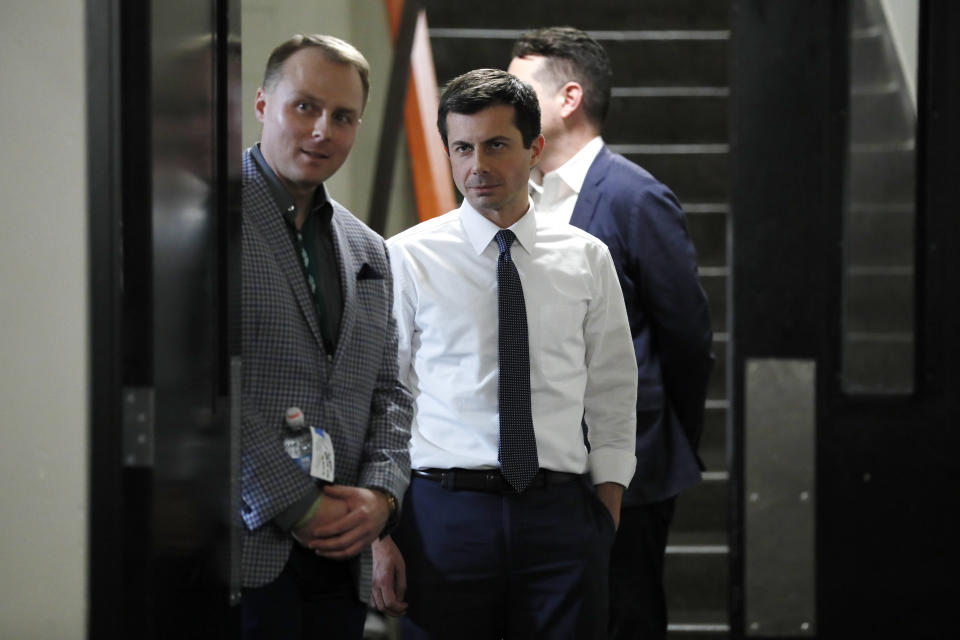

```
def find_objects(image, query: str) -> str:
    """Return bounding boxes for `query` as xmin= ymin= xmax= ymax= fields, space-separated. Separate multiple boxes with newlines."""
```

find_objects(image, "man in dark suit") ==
xmin=509 ymin=27 xmax=714 ymax=640
xmin=240 ymin=34 xmax=413 ymax=639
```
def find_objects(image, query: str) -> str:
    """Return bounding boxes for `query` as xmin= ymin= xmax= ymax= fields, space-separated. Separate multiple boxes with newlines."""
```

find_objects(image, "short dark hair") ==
xmin=262 ymin=34 xmax=370 ymax=111
xmin=437 ymin=68 xmax=541 ymax=149
xmin=511 ymin=26 xmax=612 ymax=128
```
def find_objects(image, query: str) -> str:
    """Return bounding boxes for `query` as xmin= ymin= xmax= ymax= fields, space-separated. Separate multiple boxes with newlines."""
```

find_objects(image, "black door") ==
xmin=88 ymin=0 xmax=241 ymax=637
xmin=730 ymin=1 xmax=960 ymax=637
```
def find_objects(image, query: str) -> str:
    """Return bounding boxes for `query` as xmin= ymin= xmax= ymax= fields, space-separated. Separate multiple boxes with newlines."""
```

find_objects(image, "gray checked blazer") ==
xmin=240 ymin=147 xmax=413 ymax=600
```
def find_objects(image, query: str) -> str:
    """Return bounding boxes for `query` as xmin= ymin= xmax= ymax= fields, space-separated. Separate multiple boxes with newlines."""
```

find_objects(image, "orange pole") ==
xmin=385 ymin=0 xmax=456 ymax=221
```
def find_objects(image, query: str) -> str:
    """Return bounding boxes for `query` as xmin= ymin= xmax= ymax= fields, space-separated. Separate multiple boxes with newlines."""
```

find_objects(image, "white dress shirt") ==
xmin=387 ymin=198 xmax=638 ymax=487
xmin=530 ymin=136 xmax=605 ymax=223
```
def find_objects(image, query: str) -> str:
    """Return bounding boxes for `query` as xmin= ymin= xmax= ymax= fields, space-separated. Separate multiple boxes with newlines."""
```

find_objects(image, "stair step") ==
xmin=843 ymin=334 xmax=914 ymax=392
xmin=850 ymin=90 xmax=914 ymax=143
xmin=422 ymin=0 xmax=729 ymax=31
xmin=851 ymin=30 xmax=891 ymax=82
xmin=430 ymin=33 xmax=729 ymax=88
xmin=845 ymin=273 xmax=913 ymax=333
xmin=847 ymin=206 xmax=915 ymax=265
xmin=667 ymin=530 xmax=728 ymax=550
xmin=665 ymin=547 xmax=728 ymax=611
xmin=699 ymin=274 xmax=726 ymax=334
xmin=668 ymin=625 xmax=729 ymax=638
xmin=687 ymin=208 xmax=727 ymax=269
xmin=849 ymin=148 xmax=915 ymax=203
xmin=707 ymin=339 xmax=726 ymax=403
xmin=623 ymin=151 xmax=729 ymax=204
xmin=699 ymin=406 xmax=727 ymax=472
xmin=668 ymin=610 xmax=730 ymax=638
xmin=605 ymin=38 xmax=729 ymax=87
xmin=672 ymin=473 xmax=727 ymax=535
xmin=699 ymin=446 xmax=725 ymax=476
xmin=428 ymin=36 xmax=513 ymax=85
xmin=851 ymin=0 xmax=877 ymax=30
xmin=607 ymin=94 xmax=728 ymax=145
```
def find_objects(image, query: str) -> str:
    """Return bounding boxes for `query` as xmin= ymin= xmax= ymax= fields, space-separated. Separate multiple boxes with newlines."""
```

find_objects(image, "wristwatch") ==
xmin=373 ymin=488 xmax=399 ymax=538
xmin=382 ymin=491 xmax=398 ymax=515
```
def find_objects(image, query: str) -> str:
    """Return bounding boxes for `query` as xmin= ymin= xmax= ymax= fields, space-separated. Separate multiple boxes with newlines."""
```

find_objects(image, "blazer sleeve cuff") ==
xmin=358 ymin=464 xmax=410 ymax=512
xmin=273 ymin=486 xmax=323 ymax=532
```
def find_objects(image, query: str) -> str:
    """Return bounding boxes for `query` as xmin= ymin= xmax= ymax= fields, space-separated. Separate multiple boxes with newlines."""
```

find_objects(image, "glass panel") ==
xmin=843 ymin=0 xmax=918 ymax=393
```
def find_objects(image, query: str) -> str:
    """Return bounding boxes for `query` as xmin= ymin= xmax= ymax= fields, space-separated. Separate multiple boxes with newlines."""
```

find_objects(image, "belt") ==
xmin=412 ymin=468 xmax=581 ymax=493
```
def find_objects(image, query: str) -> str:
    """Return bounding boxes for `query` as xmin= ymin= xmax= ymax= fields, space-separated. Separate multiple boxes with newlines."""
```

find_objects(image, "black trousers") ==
xmin=608 ymin=497 xmax=677 ymax=640
xmin=395 ymin=474 xmax=616 ymax=639
xmin=240 ymin=543 xmax=366 ymax=640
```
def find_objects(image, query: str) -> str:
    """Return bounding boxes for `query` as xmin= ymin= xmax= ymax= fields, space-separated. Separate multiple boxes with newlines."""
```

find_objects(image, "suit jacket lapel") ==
xmin=246 ymin=172 xmax=326 ymax=351
xmin=570 ymin=146 xmax=613 ymax=231
xmin=330 ymin=210 xmax=357 ymax=369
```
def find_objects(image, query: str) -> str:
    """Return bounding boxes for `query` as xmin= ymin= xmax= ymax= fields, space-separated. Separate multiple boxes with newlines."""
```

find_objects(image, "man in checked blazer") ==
xmin=510 ymin=27 xmax=714 ymax=640
xmin=240 ymin=34 xmax=413 ymax=639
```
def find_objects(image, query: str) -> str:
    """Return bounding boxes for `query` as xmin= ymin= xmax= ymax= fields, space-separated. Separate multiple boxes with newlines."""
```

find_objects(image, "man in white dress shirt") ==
xmin=371 ymin=68 xmax=638 ymax=639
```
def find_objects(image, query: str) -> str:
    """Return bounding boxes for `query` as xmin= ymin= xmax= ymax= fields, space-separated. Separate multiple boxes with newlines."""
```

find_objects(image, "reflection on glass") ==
xmin=843 ymin=0 xmax=917 ymax=393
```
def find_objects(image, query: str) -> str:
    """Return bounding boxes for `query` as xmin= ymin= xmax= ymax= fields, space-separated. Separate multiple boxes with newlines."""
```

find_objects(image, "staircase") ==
xmin=420 ymin=1 xmax=731 ymax=636
xmin=843 ymin=0 xmax=917 ymax=394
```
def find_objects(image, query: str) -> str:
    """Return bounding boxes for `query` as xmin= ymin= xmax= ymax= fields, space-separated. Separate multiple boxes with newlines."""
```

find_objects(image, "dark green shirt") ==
xmin=251 ymin=144 xmax=342 ymax=355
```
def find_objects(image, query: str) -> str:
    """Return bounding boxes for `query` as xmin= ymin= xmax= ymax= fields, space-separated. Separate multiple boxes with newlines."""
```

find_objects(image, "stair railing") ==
xmin=369 ymin=0 xmax=455 ymax=235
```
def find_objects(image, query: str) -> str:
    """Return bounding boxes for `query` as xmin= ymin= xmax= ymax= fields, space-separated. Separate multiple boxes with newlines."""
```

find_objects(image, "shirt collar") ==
xmin=251 ymin=143 xmax=332 ymax=227
xmin=460 ymin=197 xmax=538 ymax=257
xmin=553 ymin=135 xmax=604 ymax=195
xmin=529 ymin=179 xmax=544 ymax=199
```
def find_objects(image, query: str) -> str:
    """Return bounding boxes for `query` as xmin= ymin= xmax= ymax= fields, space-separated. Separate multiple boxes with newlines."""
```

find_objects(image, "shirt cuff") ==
xmin=273 ymin=486 xmax=322 ymax=532
xmin=587 ymin=448 xmax=637 ymax=488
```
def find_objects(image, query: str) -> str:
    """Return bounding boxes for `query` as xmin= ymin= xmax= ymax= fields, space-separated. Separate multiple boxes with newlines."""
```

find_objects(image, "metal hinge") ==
xmin=122 ymin=387 xmax=154 ymax=467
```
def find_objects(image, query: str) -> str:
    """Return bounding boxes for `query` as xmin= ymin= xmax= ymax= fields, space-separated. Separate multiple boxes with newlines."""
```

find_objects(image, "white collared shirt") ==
xmin=387 ymin=198 xmax=637 ymax=487
xmin=530 ymin=136 xmax=605 ymax=223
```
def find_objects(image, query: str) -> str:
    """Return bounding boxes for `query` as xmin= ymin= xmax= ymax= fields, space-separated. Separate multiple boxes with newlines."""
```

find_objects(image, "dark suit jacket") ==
xmin=571 ymin=146 xmax=713 ymax=506
xmin=240 ymin=148 xmax=413 ymax=597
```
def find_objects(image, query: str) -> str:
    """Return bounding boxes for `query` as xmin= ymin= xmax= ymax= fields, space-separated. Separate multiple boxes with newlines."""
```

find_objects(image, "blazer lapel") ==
xmin=570 ymin=146 xmax=613 ymax=231
xmin=247 ymin=177 xmax=326 ymax=351
xmin=329 ymin=211 xmax=357 ymax=369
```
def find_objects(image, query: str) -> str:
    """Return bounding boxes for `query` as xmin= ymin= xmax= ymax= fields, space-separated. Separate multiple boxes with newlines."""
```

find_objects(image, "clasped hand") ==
xmin=292 ymin=485 xmax=390 ymax=559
